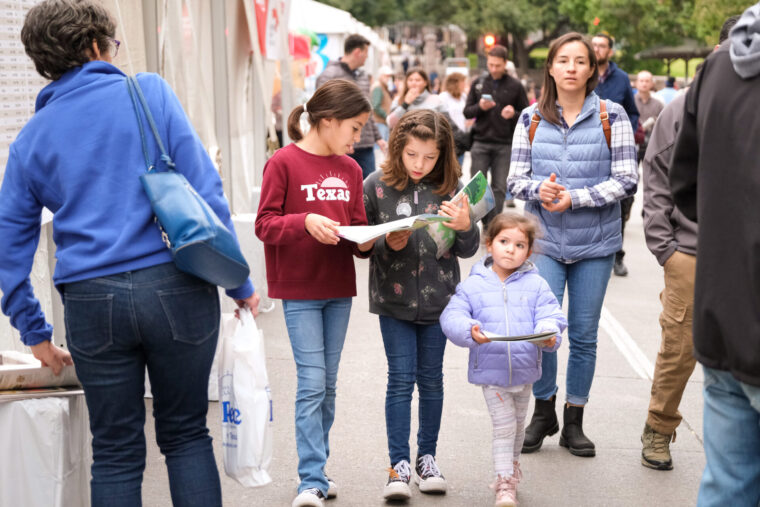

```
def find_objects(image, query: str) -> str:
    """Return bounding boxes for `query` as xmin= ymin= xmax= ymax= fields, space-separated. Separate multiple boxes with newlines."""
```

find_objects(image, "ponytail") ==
xmin=286 ymin=79 xmax=371 ymax=143
xmin=287 ymin=105 xmax=306 ymax=142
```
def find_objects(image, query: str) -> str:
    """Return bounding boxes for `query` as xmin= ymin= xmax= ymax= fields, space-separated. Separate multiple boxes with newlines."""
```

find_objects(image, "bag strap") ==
xmin=529 ymin=100 xmax=612 ymax=149
xmin=126 ymin=76 xmax=175 ymax=172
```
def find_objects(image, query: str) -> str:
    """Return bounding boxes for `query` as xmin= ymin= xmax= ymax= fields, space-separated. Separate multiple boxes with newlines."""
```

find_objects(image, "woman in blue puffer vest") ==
xmin=507 ymin=32 xmax=638 ymax=458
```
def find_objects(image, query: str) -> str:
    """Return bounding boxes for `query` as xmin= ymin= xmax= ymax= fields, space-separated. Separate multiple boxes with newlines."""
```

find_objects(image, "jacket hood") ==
xmin=470 ymin=255 xmax=537 ymax=282
xmin=730 ymin=2 xmax=760 ymax=79
xmin=35 ymin=61 xmax=125 ymax=112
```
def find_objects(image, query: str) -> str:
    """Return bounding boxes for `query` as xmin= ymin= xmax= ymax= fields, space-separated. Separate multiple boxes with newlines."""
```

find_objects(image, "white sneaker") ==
xmin=383 ymin=460 xmax=412 ymax=501
xmin=292 ymin=488 xmax=325 ymax=507
xmin=326 ymin=476 xmax=337 ymax=499
xmin=413 ymin=454 xmax=447 ymax=494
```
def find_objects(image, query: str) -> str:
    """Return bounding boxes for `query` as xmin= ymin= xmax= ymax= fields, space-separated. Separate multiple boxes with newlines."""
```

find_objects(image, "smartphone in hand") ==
xmin=481 ymin=93 xmax=494 ymax=102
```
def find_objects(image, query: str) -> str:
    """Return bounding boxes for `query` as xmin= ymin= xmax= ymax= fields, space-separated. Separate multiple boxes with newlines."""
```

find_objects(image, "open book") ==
xmin=336 ymin=214 xmax=452 ymax=244
xmin=338 ymin=172 xmax=494 ymax=255
xmin=427 ymin=171 xmax=495 ymax=258
xmin=482 ymin=330 xmax=556 ymax=343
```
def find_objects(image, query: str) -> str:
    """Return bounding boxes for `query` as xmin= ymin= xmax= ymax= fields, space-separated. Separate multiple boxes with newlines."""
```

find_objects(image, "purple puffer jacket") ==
xmin=440 ymin=256 xmax=567 ymax=388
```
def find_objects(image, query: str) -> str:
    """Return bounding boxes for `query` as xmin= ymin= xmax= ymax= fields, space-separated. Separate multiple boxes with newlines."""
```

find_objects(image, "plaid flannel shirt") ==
xmin=507 ymin=101 xmax=638 ymax=208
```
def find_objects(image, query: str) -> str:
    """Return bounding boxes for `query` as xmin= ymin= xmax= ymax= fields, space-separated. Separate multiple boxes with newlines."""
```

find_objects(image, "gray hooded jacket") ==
xmin=730 ymin=2 xmax=760 ymax=79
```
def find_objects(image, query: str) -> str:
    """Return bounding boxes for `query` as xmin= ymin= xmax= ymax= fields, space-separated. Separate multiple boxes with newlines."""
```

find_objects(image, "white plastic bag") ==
xmin=219 ymin=308 xmax=273 ymax=487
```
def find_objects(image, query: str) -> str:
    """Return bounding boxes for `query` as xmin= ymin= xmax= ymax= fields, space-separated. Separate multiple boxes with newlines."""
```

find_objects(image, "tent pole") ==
xmin=210 ymin=1 xmax=234 ymax=210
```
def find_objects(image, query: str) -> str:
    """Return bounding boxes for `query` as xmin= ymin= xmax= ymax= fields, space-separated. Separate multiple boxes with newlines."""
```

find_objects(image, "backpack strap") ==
xmin=528 ymin=101 xmax=612 ymax=149
xmin=599 ymin=100 xmax=611 ymax=149
xmin=528 ymin=113 xmax=541 ymax=145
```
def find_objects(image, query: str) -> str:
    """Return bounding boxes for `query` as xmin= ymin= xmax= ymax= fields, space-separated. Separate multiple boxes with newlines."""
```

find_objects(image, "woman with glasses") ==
xmin=0 ymin=1 xmax=258 ymax=506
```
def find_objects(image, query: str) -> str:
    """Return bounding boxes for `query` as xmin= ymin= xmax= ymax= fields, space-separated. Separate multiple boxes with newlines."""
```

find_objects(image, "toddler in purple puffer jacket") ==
xmin=440 ymin=211 xmax=567 ymax=507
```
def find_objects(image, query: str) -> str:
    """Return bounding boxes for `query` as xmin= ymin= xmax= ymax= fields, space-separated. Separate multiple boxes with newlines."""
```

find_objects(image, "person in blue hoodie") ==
xmin=0 ymin=2 xmax=257 ymax=506
xmin=441 ymin=212 xmax=566 ymax=507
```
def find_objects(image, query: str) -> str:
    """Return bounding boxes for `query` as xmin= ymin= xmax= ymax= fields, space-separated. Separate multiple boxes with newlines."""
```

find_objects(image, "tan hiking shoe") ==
xmin=641 ymin=423 xmax=674 ymax=470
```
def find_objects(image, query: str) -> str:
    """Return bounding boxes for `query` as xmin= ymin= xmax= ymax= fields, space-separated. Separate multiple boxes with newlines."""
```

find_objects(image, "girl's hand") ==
xmin=538 ymin=172 xmax=566 ymax=203
xmin=386 ymin=230 xmax=413 ymax=251
xmin=541 ymin=191 xmax=572 ymax=213
xmin=539 ymin=336 xmax=557 ymax=348
xmin=305 ymin=213 xmax=340 ymax=245
xmin=440 ymin=194 xmax=471 ymax=231
xmin=471 ymin=324 xmax=491 ymax=344
xmin=358 ymin=238 xmax=376 ymax=252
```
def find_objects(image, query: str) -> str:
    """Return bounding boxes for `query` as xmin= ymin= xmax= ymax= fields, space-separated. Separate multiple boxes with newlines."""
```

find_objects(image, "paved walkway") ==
xmin=143 ymin=187 xmax=705 ymax=506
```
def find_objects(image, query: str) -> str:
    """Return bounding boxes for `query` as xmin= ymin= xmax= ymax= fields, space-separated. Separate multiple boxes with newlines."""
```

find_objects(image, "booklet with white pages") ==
xmin=337 ymin=214 xmax=452 ymax=244
xmin=482 ymin=330 xmax=557 ymax=343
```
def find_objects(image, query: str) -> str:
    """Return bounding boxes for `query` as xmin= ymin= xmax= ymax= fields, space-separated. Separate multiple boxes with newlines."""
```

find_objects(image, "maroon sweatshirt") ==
xmin=255 ymin=143 xmax=369 ymax=299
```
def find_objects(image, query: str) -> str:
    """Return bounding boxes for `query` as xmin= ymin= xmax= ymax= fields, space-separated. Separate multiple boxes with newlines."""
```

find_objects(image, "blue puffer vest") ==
xmin=525 ymin=93 xmax=622 ymax=261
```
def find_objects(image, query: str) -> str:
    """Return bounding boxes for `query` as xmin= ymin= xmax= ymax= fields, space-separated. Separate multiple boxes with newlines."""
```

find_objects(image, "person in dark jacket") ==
xmin=592 ymin=33 xmax=640 ymax=278
xmin=316 ymin=34 xmax=386 ymax=179
xmin=670 ymin=4 xmax=760 ymax=505
xmin=463 ymin=45 xmax=529 ymax=227
xmin=639 ymin=15 xmax=739 ymax=473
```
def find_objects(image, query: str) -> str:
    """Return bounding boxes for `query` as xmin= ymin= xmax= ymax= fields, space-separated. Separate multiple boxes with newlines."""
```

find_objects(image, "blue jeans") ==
xmin=282 ymin=298 xmax=352 ymax=495
xmin=379 ymin=316 xmax=447 ymax=465
xmin=533 ymin=254 xmax=614 ymax=405
xmin=697 ymin=366 xmax=760 ymax=506
xmin=349 ymin=146 xmax=376 ymax=180
xmin=63 ymin=262 xmax=221 ymax=507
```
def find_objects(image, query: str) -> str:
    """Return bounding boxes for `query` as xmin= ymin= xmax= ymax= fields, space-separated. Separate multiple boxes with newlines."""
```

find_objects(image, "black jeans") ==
xmin=470 ymin=140 xmax=512 ymax=226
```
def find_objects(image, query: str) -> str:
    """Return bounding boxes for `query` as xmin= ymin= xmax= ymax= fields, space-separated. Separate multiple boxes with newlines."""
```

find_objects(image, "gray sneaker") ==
xmin=641 ymin=423 xmax=674 ymax=470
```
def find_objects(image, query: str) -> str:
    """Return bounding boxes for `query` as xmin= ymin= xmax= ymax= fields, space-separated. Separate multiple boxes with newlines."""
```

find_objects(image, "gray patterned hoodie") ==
xmin=363 ymin=171 xmax=480 ymax=324
xmin=730 ymin=2 xmax=760 ymax=79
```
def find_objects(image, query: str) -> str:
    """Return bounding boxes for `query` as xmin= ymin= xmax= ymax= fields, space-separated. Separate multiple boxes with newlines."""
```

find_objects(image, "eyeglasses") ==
xmin=109 ymin=38 xmax=121 ymax=58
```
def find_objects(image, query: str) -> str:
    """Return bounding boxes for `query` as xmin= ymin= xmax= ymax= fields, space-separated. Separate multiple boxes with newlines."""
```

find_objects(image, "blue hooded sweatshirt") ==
xmin=0 ymin=61 xmax=253 ymax=346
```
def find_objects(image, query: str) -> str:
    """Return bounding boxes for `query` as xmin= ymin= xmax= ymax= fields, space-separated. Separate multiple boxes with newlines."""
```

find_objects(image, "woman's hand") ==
xmin=471 ymin=324 xmax=491 ymax=344
xmin=538 ymin=172 xmax=566 ymax=203
xmin=386 ymin=230 xmax=413 ymax=251
xmin=440 ymin=194 xmax=471 ymax=231
xmin=235 ymin=292 xmax=261 ymax=318
xmin=539 ymin=336 xmax=557 ymax=348
xmin=305 ymin=213 xmax=340 ymax=245
xmin=358 ymin=238 xmax=376 ymax=252
xmin=404 ymin=86 xmax=422 ymax=105
xmin=541 ymin=191 xmax=572 ymax=213
xmin=30 ymin=341 xmax=73 ymax=376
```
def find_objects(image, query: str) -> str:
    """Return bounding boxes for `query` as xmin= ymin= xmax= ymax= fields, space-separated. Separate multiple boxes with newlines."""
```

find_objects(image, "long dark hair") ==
xmin=537 ymin=32 xmax=598 ymax=125
xmin=381 ymin=109 xmax=460 ymax=196
xmin=398 ymin=67 xmax=431 ymax=100
xmin=287 ymin=79 xmax=371 ymax=142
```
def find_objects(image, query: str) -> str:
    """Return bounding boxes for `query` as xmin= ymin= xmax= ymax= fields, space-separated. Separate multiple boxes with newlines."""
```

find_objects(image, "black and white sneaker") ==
xmin=413 ymin=454 xmax=447 ymax=494
xmin=292 ymin=488 xmax=325 ymax=507
xmin=383 ymin=459 xmax=412 ymax=501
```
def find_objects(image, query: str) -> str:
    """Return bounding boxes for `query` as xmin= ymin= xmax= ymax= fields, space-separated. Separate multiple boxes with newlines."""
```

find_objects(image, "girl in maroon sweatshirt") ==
xmin=255 ymin=79 xmax=374 ymax=507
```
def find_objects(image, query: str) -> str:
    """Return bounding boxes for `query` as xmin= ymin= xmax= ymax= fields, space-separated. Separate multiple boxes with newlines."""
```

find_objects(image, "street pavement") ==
xmin=142 ymin=183 xmax=706 ymax=506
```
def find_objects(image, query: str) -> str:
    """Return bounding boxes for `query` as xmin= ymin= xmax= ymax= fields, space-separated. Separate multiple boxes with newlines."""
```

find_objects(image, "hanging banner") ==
xmin=254 ymin=0 xmax=281 ymax=60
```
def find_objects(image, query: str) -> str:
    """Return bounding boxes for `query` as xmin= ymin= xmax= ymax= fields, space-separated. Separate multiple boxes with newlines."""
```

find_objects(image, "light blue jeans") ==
xmin=282 ymin=298 xmax=352 ymax=495
xmin=532 ymin=254 xmax=614 ymax=405
xmin=697 ymin=366 xmax=760 ymax=506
